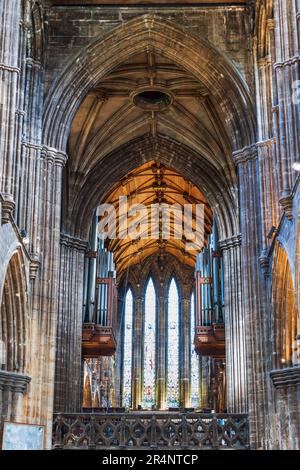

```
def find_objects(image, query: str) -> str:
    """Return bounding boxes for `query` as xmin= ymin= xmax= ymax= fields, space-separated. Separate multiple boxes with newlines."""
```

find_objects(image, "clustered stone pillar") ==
xmin=274 ymin=0 xmax=300 ymax=216
xmin=156 ymin=292 xmax=167 ymax=409
xmin=180 ymin=294 xmax=191 ymax=408
xmin=54 ymin=234 xmax=87 ymax=413
xmin=199 ymin=357 xmax=210 ymax=410
xmin=132 ymin=295 xmax=143 ymax=409
xmin=234 ymin=145 xmax=271 ymax=449
xmin=0 ymin=0 xmax=22 ymax=201
xmin=219 ymin=235 xmax=247 ymax=414
xmin=26 ymin=149 xmax=67 ymax=447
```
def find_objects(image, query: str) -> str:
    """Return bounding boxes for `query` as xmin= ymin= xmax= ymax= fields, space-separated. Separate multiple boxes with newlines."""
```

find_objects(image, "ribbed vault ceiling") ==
xmin=67 ymin=47 xmax=237 ymax=272
xmin=68 ymin=50 xmax=232 ymax=179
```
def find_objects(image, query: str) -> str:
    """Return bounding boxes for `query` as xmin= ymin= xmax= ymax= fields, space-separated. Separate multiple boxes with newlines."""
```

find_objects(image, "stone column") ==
xmin=233 ymin=146 xmax=271 ymax=449
xmin=0 ymin=371 xmax=31 ymax=425
xmin=219 ymin=235 xmax=247 ymax=414
xmin=180 ymin=295 xmax=191 ymax=408
xmin=23 ymin=147 xmax=67 ymax=448
xmin=157 ymin=293 xmax=167 ymax=409
xmin=132 ymin=295 xmax=143 ymax=408
xmin=270 ymin=367 xmax=300 ymax=449
xmin=199 ymin=357 xmax=210 ymax=410
xmin=54 ymin=234 xmax=87 ymax=413
xmin=274 ymin=0 xmax=300 ymax=212
xmin=0 ymin=0 xmax=22 ymax=200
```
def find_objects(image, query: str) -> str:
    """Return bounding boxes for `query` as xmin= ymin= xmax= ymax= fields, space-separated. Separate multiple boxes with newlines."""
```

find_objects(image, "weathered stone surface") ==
xmin=0 ymin=0 xmax=299 ymax=450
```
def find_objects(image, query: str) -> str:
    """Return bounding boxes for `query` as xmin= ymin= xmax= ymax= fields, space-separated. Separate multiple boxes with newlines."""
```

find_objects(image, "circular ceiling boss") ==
xmin=131 ymin=87 xmax=173 ymax=111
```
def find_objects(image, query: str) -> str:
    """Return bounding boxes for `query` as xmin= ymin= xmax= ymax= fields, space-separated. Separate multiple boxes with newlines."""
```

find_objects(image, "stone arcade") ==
xmin=0 ymin=0 xmax=299 ymax=450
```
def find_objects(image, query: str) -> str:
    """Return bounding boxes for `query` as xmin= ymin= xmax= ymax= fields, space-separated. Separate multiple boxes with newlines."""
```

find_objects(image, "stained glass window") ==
xmin=167 ymin=278 xmax=180 ymax=407
xmin=190 ymin=291 xmax=200 ymax=408
xmin=123 ymin=288 xmax=133 ymax=408
xmin=143 ymin=278 xmax=156 ymax=409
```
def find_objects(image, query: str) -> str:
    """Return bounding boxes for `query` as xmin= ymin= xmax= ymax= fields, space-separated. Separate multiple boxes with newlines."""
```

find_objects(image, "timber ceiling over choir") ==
xmin=101 ymin=160 xmax=212 ymax=274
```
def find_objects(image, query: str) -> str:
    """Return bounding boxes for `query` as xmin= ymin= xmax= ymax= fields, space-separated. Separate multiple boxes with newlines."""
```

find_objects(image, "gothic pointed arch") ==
xmin=43 ymin=15 xmax=256 ymax=155
xmin=0 ymin=249 xmax=29 ymax=374
xmin=271 ymin=242 xmax=298 ymax=369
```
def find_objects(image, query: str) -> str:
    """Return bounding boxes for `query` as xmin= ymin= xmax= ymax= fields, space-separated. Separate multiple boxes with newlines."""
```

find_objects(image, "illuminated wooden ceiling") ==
xmin=101 ymin=161 xmax=212 ymax=274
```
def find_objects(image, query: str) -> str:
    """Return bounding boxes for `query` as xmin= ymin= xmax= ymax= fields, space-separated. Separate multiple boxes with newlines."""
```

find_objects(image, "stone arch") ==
xmin=123 ymin=252 xmax=194 ymax=298
xmin=43 ymin=14 xmax=256 ymax=154
xmin=0 ymin=249 xmax=29 ymax=373
xmin=271 ymin=241 xmax=298 ymax=369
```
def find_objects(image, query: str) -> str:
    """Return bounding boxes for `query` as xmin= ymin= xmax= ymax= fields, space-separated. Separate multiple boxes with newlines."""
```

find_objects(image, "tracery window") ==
xmin=143 ymin=278 xmax=156 ymax=409
xmin=123 ymin=288 xmax=133 ymax=408
xmin=167 ymin=278 xmax=180 ymax=407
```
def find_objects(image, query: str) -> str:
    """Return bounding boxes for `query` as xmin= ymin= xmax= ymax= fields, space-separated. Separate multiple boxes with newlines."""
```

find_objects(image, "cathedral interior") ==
xmin=0 ymin=0 xmax=299 ymax=451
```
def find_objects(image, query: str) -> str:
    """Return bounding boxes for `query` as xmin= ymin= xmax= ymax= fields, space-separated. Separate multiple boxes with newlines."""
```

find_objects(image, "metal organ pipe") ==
xmin=84 ymin=214 xmax=98 ymax=323
xmin=195 ymin=226 xmax=223 ymax=328
xmin=83 ymin=212 xmax=116 ymax=327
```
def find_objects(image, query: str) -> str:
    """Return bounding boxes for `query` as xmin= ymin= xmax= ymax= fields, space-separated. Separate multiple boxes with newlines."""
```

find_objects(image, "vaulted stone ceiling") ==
xmin=67 ymin=46 xmax=236 ymax=271
xmin=68 ymin=50 xmax=232 ymax=177
xmin=100 ymin=160 xmax=212 ymax=274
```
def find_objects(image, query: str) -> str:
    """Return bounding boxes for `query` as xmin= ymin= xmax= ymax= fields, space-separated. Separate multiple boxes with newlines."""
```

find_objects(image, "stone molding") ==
xmin=259 ymin=252 xmax=270 ymax=278
xmin=256 ymin=137 xmax=276 ymax=149
xmin=270 ymin=367 xmax=300 ymax=389
xmin=279 ymin=195 xmax=293 ymax=221
xmin=0 ymin=370 xmax=31 ymax=394
xmin=60 ymin=233 xmax=88 ymax=252
xmin=29 ymin=253 xmax=41 ymax=280
xmin=274 ymin=54 xmax=300 ymax=69
xmin=41 ymin=146 xmax=68 ymax=167
xmin=0 ymin=63 xmax=20 ymax=74
xmin=1 ymin=194 xmax=15 ymax=225
xmin=219 ymin=234 xmax=242 ymax=252
xmin=233 ymin=145 xmax=258 ymax=166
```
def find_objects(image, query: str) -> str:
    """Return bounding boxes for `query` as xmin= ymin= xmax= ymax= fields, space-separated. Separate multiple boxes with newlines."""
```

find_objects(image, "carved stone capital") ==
xmin=279 ymin=195 xmax=293 ymax=221
xmin=41 ymin=146 xmax=68 ymax=167
xmin=270 ymin=367 xmax=300 ymax=389
xmin=60 ymin=233 xmax=88 ymax=252
xmin=233 ymin=145 xmax=258 ymax=166
xmin=29 ymin=253 xmax=41 ymax=280
xmin=219 ymin=234 xmax=242 ymax=252
xmin=1 ymin=194 xmax=15 ymax=224
xmin=0 ymin=370 xmax=31 ymax=394
xmin=259 ymin=252 xmax=270 ymax=278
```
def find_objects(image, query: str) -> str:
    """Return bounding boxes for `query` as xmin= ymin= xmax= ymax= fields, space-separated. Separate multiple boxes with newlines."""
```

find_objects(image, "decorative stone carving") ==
xmin=60 ymin=233 xmax=88 ymax=252
xmin=219 ymin=234 xmax=242 ymax=252
xmin=1 ymin=194 xmax=15 ymax=224
xmin=259 ymin=252 xmax=270 ymax=278
xmin=0 ymin=370 xmax=31 ymax=394
xmin=270 ymin=367 xmax=300 ymax=389
xmin=29 ymin=254 xmax=40 ymax=280
xmin=279 ymin=195 xmax=294 ymax=221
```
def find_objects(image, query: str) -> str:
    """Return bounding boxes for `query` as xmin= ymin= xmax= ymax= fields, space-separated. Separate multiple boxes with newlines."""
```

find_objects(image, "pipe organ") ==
xmin=82 ymin=215 xmax=118 ymax=357
xmin=194 ymin=224 xmax=225 ymax=357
